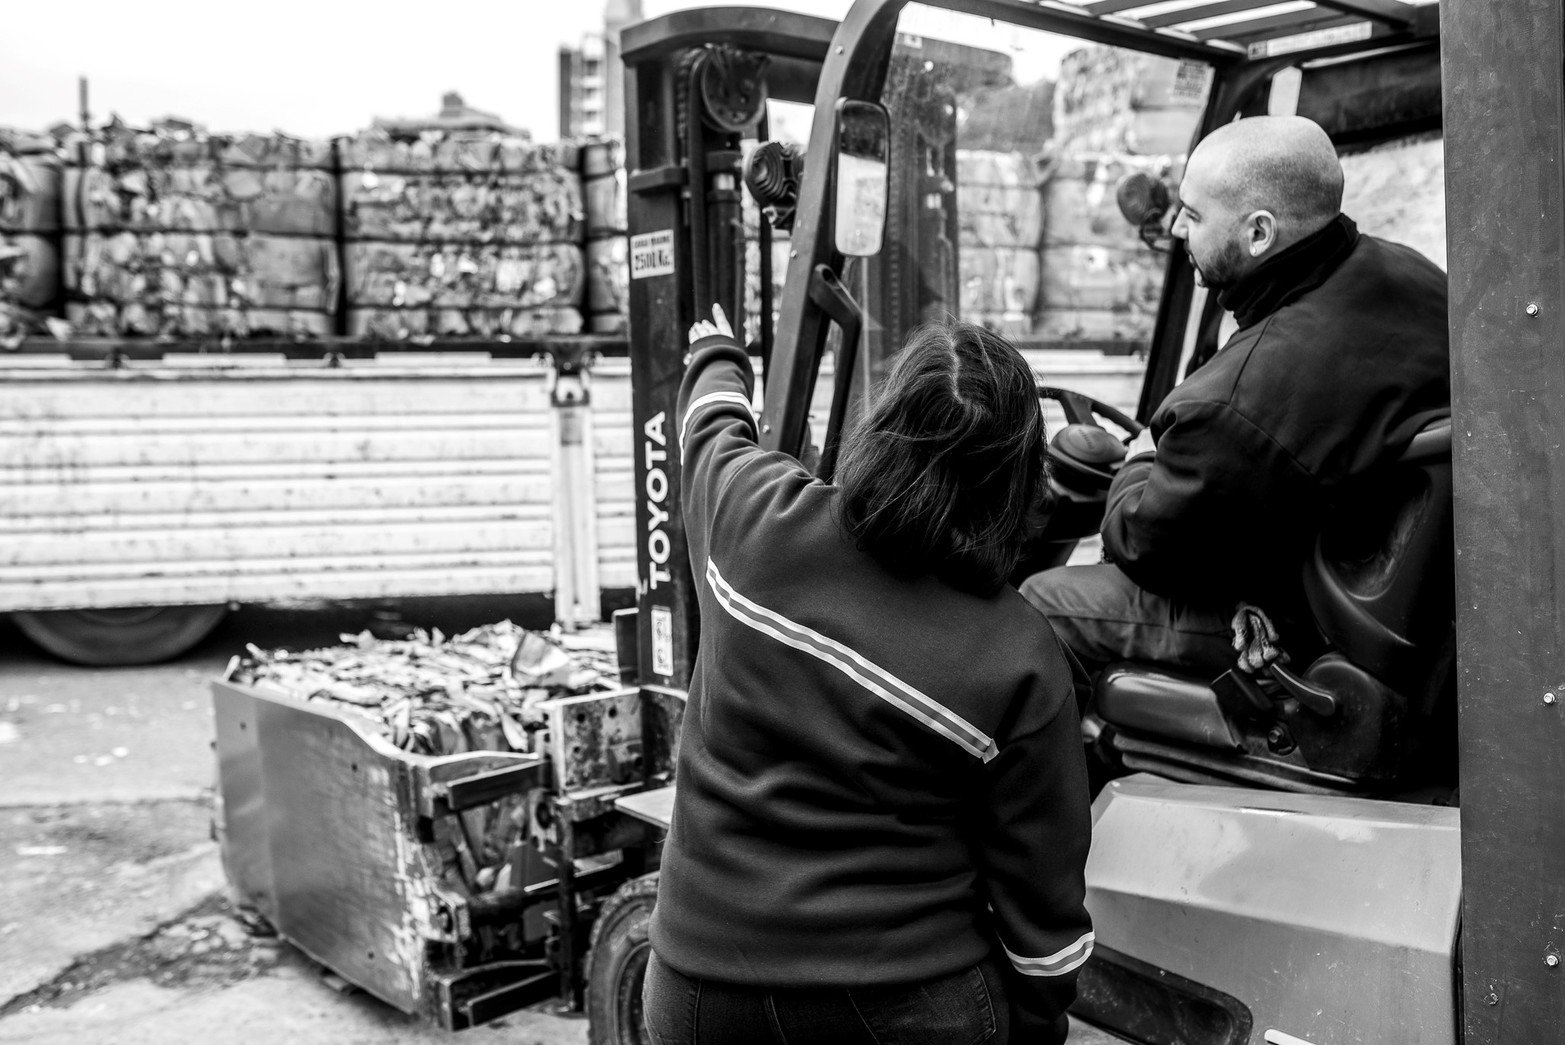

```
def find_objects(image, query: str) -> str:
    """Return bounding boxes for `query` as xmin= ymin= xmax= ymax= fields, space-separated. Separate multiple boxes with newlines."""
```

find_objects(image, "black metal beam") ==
xmin=1088 ymin=0 xmax=1417 ymax=25
xmin=1083 ymin=0 xmax=1169 ymax=13
xmin=621 ymin=6 xmax=837 ymax=65
xmin=1140 ymin=1 xmax=1284 ymax=30
xmin=952 ymin=0 xmax=1243 ymax=64
xmin=1442 ymin=0 xmax=1565 ymax=1041
xmin=1312 ymin=0 xmax=1417 ymax=25
xmin=1193 ymin=10 xmax=1358 ymax=42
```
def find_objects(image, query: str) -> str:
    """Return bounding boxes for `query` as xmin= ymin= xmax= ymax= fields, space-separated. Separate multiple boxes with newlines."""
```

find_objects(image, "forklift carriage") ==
xmin=212 ymin=1 xmax=1564 ymax=1042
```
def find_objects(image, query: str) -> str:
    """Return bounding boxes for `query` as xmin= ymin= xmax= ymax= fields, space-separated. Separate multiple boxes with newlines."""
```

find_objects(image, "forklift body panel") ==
xmin=1086 ymin=776 xmax=1461 ymax=1045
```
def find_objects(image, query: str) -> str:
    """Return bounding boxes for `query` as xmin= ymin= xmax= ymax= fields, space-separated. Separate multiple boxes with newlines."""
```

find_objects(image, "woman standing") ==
xmin=644 ymin=306 xmax=1092 ymax=1045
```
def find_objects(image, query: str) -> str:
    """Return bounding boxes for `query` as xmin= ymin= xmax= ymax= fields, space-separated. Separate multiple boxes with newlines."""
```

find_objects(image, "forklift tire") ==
xmin=12 ymin=605 xmax=229 ymax=666
xmin=586 ymin=871 xmax=660 ymax=1045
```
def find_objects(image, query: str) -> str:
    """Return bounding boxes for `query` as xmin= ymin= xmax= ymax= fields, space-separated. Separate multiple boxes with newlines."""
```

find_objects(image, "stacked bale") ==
xmin=1033 ymin=45 xmax=1201 ymax=349
xmin=1052 ymin=47 xmax=1204 ymax=157
xmin=957 ymin=150 xmax=1044 ymax=338
xmin=582 ymin=140 xmax=628 ymax=335
xmin=63 ymin=124 xmax=338 ymax=338
xmin=1037 ymin=153 xmax=1174 ymax=347
xmin=341 ymin=132 xmax=585 ymax=339
xmin=0 ymin=129 xmax=62 ymax=340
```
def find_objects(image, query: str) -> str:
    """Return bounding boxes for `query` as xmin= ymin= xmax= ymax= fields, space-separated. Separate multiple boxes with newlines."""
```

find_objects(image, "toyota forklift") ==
xmin=597 ymin=1 xmax=1562 ymax=1043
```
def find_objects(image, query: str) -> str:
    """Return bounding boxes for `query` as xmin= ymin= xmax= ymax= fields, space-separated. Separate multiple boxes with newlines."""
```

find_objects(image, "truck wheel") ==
xmin=586 ymin=872 xmax=660 ymax=1045
xmin=12 ymin=605 xmax=229 ymax=666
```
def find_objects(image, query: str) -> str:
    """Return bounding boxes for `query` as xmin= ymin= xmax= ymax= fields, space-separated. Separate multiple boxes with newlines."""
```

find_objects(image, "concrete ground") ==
xmin=0 ymin=597 xmax=587 ymax=1045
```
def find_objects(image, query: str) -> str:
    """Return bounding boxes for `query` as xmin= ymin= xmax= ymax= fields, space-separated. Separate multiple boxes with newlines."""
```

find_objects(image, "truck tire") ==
xmin=586 ymin=871 xmax=660 ymax=1045
xmin=12 ymin=605 xmax=229 ymax=666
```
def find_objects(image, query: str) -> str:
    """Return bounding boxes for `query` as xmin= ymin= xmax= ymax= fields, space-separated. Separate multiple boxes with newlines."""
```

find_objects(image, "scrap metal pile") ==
xmin=226 ymin=622 xmax=623 ymax=908
xmin=228 ymin=621 xmax=618 ymax=757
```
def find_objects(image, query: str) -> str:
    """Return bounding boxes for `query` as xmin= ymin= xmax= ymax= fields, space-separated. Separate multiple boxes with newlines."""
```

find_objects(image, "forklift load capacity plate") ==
xmin=630 ymin=230 xmax=676 ymax=279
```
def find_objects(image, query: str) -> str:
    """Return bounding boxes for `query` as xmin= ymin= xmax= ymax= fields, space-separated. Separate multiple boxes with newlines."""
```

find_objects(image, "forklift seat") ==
xmin=1094 ymin=418 xmax=1454 ymax=794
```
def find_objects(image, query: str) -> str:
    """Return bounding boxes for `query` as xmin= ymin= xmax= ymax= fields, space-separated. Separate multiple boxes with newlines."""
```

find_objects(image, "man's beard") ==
xmin=1189 ymin=237 xmax=1247 ymax=291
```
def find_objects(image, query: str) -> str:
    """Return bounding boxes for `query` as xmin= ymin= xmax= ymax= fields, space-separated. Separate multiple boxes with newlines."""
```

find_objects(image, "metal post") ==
xmin=1442 ymin=1 xmax=1565 ymax=1039
xmin=549 ymin=345 xmax=602 ymax=629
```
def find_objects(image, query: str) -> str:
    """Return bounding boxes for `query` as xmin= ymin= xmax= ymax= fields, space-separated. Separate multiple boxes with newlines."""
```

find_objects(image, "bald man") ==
xmin=1022 ymin=115 xmax=1450 ymax=680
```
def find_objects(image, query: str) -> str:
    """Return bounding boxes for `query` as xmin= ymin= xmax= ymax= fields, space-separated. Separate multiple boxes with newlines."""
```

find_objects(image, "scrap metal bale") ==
xmin=59 ymin=122 xmax=338 ymax=337
xmin=1052 ymin=46 xmax=1204 ymax=156
xmin=956 ymin=150 xmax=1044 ymax=249
xmin=583 ymin=139 xmax=629 ymax=336
xmin=0 ymin=127 xmax=64 ymax=339
xmin=341 ymin=131 xmax=587 ymax=340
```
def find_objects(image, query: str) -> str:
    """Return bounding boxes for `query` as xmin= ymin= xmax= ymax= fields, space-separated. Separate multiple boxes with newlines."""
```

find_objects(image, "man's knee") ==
xmin=1017 ymin=565 xmax=1077 ymax=618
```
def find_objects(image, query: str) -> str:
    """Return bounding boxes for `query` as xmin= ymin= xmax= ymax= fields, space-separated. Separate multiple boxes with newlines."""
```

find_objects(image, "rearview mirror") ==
xmin=1115 ymin=171 xmax=1175 ymax=253
xmin=1115 ymin=171 xmax=1170 ymax=228
xmin=832 ymin=100 xmax=889 ymax=257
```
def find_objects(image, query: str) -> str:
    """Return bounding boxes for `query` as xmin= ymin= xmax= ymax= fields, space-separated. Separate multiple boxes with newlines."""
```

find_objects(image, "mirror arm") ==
xmin=809 ymin=264 xmax=864 ymax=482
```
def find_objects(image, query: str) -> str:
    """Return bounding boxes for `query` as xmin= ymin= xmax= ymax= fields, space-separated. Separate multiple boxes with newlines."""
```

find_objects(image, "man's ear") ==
xmin=1245 ymin=210 xmax=1278 ymax=257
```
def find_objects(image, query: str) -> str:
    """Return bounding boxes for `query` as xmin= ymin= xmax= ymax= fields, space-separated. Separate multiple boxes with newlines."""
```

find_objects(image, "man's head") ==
xmin=1171 ymin=115 xmax=1344 ymax=290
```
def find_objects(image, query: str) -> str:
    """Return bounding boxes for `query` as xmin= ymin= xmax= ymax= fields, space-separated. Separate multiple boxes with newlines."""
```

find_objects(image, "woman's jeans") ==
xmin=643 ymin=950 xmax=1010 ymax=1045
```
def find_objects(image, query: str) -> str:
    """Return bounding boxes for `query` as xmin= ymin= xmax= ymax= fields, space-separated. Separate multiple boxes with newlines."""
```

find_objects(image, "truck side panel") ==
xmin=0 ymin=360 xmax=558 ymax=611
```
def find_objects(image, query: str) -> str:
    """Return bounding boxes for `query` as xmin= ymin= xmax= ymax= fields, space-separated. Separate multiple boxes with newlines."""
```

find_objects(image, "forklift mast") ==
xmin=621 ymin=8 xmax=836 ymax=699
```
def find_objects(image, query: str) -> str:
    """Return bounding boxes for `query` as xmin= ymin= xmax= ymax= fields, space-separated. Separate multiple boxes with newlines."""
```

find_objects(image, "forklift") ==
xmin=596 ymin=0 xmax=1562 ymax=1043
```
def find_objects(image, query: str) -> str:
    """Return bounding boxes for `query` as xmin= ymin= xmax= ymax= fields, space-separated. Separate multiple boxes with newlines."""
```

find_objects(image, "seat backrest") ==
xmin=1303 ymin=418 xmax=1453 ymax=688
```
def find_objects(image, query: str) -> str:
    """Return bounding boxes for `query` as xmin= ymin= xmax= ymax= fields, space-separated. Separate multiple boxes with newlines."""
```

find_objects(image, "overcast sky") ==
xmin=0 ymin=1 xmax=855 ymax=141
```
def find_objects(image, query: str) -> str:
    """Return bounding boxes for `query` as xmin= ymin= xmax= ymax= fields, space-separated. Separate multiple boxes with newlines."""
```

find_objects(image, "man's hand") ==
xmin=1124 ymin=426 xmax=1157 ymax=461
xmin=1230 ymin=602 xmax=1288 ymax=674
xmin=688 ymin=303 xmax=734 ymax=344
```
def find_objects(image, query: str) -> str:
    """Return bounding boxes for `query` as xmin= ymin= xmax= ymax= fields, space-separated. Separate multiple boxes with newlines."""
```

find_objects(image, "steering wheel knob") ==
xmin=1052 ymin=423 xmax=1129 ymax=468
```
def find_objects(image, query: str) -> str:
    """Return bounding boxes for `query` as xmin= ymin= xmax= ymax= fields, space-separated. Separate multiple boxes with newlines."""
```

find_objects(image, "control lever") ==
xmin=1230 ymin=603 xmax=1338 ymax=718
xmin=1266 ymin=662 xmax=1339 ymax=718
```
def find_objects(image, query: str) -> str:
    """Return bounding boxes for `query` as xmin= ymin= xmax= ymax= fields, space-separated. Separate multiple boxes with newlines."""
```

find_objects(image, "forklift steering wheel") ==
xmin=1038 ymin=386 xmax=1144 ymax=438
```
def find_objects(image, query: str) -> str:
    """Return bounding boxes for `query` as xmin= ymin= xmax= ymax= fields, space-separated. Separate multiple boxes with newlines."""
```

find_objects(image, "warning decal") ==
xmin=651 ymin=605 xmax=674 ymax=677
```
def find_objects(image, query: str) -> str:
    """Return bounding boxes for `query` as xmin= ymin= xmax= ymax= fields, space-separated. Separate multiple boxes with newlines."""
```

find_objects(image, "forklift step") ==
xmin=614 ymin=784 xmax=676 ymax=831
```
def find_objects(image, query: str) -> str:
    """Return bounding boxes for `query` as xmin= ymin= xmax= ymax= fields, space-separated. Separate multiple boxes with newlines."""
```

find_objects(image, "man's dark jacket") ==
xmin=1102 ymin=215 xmax=1450 ymax=611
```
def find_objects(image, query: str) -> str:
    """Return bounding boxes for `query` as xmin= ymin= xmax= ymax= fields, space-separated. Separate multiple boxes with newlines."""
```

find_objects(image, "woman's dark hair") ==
xmin=835 ymin=322 xmax=1050 ymax=596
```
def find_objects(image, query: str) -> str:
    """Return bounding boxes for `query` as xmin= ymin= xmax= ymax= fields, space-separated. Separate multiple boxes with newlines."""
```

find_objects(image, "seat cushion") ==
xmin=1096 ymin=662 xmax=1241 ymax=751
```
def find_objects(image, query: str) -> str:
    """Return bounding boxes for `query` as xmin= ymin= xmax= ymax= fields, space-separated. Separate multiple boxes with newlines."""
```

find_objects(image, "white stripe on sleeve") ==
xmin=1001 ymin=931 xmax=1094 ymax=978
xmin=679 ymin=391 xmax=757 ymax=452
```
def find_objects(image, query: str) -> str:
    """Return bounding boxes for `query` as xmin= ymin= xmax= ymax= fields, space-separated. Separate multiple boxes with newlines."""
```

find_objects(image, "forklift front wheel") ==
xmin=12 ymin=604 xmax=229 ymax=666
xmin=586 ymin=871 xmax=660 ymax=1045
